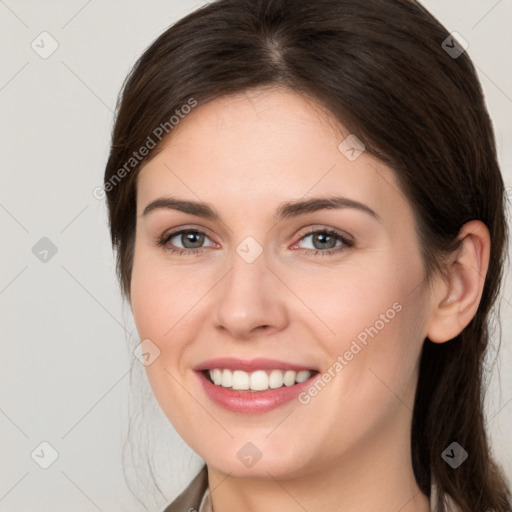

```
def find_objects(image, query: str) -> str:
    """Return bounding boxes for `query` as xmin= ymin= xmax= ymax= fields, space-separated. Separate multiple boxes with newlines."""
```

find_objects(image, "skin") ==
xmin=130 ymin=86 xmax=490 ymax=512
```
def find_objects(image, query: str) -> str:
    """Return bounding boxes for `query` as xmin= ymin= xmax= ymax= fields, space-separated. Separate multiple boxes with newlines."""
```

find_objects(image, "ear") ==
xmin=425 ymin=220 xmax=491 ymax=344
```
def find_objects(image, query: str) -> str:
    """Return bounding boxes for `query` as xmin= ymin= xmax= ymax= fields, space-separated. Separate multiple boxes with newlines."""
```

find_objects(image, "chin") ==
xmin=200 ymin=439 xmax=314 ymax=480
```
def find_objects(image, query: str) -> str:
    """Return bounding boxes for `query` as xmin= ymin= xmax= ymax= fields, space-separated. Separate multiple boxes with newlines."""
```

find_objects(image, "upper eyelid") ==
xmin=163 ymin=225 xmax=216 ymax=243
xmin=295 ymin=226 xmax=352 ymax=240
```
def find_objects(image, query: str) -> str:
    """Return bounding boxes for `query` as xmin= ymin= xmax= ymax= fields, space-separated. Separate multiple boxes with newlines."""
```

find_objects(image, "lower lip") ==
xmin=196 ymin=371 xmax=319 ymax=414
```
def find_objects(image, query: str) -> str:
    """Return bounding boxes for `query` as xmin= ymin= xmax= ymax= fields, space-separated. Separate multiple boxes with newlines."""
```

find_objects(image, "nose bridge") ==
xmin=213 ymin=242 xmax=288 ymax=338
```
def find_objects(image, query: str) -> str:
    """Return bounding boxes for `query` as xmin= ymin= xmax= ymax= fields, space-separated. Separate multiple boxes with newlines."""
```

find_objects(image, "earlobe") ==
xmin=425 ymin=220 xmax=491 ymax=344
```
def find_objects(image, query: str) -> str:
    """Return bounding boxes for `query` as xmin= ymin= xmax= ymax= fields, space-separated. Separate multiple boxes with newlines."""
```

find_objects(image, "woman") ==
xmin=103 ymin=0 xmax=512 ymax=510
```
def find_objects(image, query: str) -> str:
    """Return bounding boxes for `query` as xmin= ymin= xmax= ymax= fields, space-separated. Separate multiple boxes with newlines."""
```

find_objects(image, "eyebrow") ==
xmin=141 ymin=195 xmax=382 ymax=222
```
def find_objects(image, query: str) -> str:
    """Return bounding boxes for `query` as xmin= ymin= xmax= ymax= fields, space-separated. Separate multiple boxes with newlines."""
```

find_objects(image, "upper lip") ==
xmin=194 ymin=358 xmax=317 ymax=372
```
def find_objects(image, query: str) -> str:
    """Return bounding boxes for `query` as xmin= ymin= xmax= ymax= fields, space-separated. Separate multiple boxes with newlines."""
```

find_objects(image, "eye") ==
xmin=155 ymin=227 xmax=354 ymax=257
xmin=156 ymin=229 xmax=216 ymax=255
xmin=294 ymin=228 xmax=354 ymax=256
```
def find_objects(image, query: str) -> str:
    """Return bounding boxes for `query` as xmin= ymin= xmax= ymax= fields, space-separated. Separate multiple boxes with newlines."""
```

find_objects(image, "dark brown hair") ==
xmin=104 ymin=0 xmax=511 ymax=509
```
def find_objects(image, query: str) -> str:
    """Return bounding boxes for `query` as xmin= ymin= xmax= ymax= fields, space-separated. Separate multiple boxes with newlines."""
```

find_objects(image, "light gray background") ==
xmin=0 ymin=1 xmax=511 ymax=511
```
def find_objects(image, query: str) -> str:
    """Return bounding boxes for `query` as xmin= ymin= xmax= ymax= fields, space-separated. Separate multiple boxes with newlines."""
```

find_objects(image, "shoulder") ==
xmin=161 ymin=464 xmax=208 ymax=512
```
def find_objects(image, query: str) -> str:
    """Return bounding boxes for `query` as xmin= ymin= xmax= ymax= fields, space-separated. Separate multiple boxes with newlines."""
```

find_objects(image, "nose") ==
xmin=212 ymin=249 xmax=289 ymax=340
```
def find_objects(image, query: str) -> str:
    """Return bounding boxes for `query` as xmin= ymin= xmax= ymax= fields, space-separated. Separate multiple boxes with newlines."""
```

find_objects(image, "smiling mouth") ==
xmin=203 ymin=368 xmax=319 ymax=392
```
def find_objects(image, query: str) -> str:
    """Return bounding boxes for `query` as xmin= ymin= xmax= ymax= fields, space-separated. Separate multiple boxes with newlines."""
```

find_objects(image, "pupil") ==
xmin=314 ymin=233 xmax=335 ymax=250
xmin=184 ymin=231 xmax=204 ymax=248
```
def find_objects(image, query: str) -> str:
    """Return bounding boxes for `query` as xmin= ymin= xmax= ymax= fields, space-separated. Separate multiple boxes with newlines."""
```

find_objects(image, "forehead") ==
xmin=136 ymin=87 xmax=408 ymax=222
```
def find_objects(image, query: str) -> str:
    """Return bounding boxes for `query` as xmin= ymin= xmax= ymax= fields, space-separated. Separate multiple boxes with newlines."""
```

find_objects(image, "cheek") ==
xmin=130 ymin=266 xmax=168 ymax=341
xmin=293 ymin=252 xmax=427 ymax=398
xmin=129 ymin=255 xmax=208 ymax=434
xmin=129 ymin=247 xmax=216 ymax=407
xmin=293 ymin=256 xmax=417 ymax=345
xmin=130 ymin=244 xmax=204 ymax=343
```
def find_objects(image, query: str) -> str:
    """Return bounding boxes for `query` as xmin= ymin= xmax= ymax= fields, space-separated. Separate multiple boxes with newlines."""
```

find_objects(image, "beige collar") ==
xmin=198 ymin=487 xmax=212 ymax=512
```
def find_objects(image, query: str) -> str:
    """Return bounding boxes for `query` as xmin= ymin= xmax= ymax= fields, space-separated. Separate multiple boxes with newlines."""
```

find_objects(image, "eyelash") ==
xmin=156 ymin=227 xmax=354 ymax=257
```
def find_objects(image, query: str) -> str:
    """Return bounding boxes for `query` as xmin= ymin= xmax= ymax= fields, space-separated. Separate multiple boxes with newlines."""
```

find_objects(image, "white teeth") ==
xmin=232 ymin=370 xmax=249 ymax=390
xmin=250 ymin=370 xmax=268 ymax=391
xmin=283 ymin=370 xmax=296 ymax=386
xmin=208 ymin=368 xmax=313 ymax=391
xmin=268 ymin=369 xmax=284 ymax=389
xmin=212 ymin=368 xmax=222 ymax=385
xmin=296 ymin=370 xmax=310 ymax=383
xmin=221 ymin=369 xmax=232 ymax=387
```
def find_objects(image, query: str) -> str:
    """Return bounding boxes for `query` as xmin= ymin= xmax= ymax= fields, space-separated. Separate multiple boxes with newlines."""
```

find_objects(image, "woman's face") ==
xmin=131 ymin=87 xmax=435 ymax=479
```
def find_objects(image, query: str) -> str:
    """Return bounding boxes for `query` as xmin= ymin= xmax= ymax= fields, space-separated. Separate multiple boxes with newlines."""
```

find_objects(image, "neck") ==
xmin=206 ymin=407 xmax=430 ymax=512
